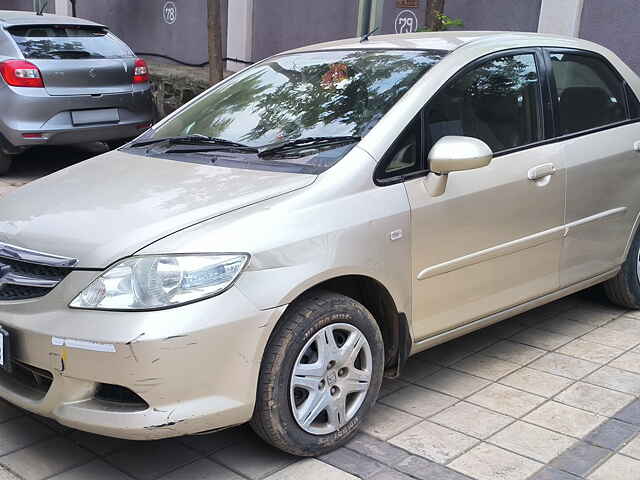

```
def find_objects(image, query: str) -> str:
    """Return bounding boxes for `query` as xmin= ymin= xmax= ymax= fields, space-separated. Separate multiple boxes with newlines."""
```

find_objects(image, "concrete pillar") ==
xmin=538 ymin=0 xmax=584 ymax=36
xmin=226 ymin=0 xmax=253 ymax=71
xmin=54 ymin=0 xmax=72 ymax=16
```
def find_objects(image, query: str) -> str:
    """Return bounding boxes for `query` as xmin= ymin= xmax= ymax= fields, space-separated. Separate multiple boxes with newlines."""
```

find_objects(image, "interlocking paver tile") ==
xmin=480 ymin=340 xmax=546 ymax=365
xmin=484 ymin=319 xmax=527 ymax=339
xmin=451 ymin=354 xmax=520 ymax=381
xmin=396 ymin=455 xmax=472 ymax=480
xmin=449 ymin=443 xmax=542 ymax=480
xmin=212 ymin=438 xmax=296 ymax=480
xmin=389 ymin=421 xmax=478 ymax=464
xmin=381 ymin=385 xmax=457 ymax=418
xmin=0 ymin=401 xmax=23 ymax=423
xmin=47 ymin=459 xmax=133 ymax=480
xmin=556 ymin=339 xmax=623 ymax=364
xmin=0 ymin=437 xmax=94 ymax=480
xmin=467 ymin=383 xmax=545 ymax=417
xmin=499 ymin=367 xmax=573 ymax=398
xmin=360 ymin=404 xmax=421 ymax=441
xmin=524 ymin=401 xmax=605 ymax=438
xmin=320 ymin=447 xmax=387 ymax=478
xmin=564 ymin=306 xmax=620 ymax=326
xmin=489 ymin=421 xmax=576 ymax=463
xmin=538 ymin=316 xmax=596 ymax=337
xmin=430 ymin=402 xmax=513 ymax=439
xmin=550 ymin=442 xmax=611 ymax=477
xmin=417 ymin=333 xmax=496 ymax=367
xmin=609 ymin=351 xmax=640 ymax=375
xmin=585 ymin=366 xmax=640 ymax=395
xmin=69 ymin=430 xmax=134 ymax=456
xmin=416 ymin=368 xmax=490 ymax=399
xmin=179 ymin=425 xmax=251 ymax=455
xmin=511 ymin=328 xmax=574 ymax=350
xmin=369 ymin=469 xmax=415 ymax=480
xmin=588 ymin=453 xmax=640 ymax=480
xmin=264 ymin=459 xmax=358 ymax=480
xmin=397 ymin=358 xmax=441 ymax=382
xmin=621 ymin=434 xmax=640 ymax=460
xmin=605 ymin=315 xmax=640 ymax=333
xmin=614 ymin=399 xmax=640 ymax=426
xmin=584 ymin=419 xmax=638 ymax=450
xmin=529 ymin=352 xmax=600 ymax=379
xmin=0 ymin=417 xmax=54 ymax=456
xmin=581 ymin=326 xmax=640 ymax=351
xmin=555 ymin=382 xmax=634 ymax=417
xmin=529 ymin=466 xmax=582 ymax=479
xmin=379 ymin=378 xmax=409 ymax=398
xmin=106 ymin=439 xmax=200 ymax=480
xmin=346 ymin=434 xmax=410 ymax=466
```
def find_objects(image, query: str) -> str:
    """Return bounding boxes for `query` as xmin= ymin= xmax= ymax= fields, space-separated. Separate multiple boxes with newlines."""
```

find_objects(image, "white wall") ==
xmin=538 ymin=0 xmax=584 ymax=36
xmin=226 ymin=0 xmax=253 ymax=71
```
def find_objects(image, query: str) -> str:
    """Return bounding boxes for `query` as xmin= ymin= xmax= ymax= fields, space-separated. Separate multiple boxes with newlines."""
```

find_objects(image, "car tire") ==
xmin=604 ymin=229 xmax=640 ymax=309
xmin=0 ymin=151 xmax=12 ymax=175
xmin=251 ymin=291 xmax=384 ymax=456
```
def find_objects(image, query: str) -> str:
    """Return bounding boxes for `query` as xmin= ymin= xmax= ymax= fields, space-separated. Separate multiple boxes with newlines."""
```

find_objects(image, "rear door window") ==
xmin=8 ymin=25 xmax=132 ymax=60
xmin=549 ymin=52 xmax=626 ymax=135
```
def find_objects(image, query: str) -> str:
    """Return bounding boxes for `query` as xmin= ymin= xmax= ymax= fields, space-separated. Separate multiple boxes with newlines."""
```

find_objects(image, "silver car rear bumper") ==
xmin=0 ymin=83 xmax=153 ymax=148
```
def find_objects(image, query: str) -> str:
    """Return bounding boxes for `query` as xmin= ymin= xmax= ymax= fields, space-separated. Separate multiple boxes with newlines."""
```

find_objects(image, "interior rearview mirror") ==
xmin=425 ymin=136 xmax=493 ymax=196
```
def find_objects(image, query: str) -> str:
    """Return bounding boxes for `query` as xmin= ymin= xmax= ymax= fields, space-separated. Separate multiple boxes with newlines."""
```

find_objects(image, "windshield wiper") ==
xmin=258 ymin=136 xmax=361 ymax=157
xmin=129 ymin=134 xmax=257 ymax=151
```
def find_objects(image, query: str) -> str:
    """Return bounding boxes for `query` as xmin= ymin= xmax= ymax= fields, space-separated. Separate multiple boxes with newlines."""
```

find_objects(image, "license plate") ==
xmin=0 ymin=327 xmax=11 ymax=372
xmin=71 ymin=108 xmax=119 ymax=126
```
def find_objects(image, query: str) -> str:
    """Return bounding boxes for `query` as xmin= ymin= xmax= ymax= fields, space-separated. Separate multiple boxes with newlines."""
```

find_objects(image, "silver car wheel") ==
xmin=289 ymin=322 xmax=373 ymax=435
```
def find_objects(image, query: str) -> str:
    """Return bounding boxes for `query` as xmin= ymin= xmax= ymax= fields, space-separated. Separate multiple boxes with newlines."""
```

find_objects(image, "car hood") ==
xmin=0 ymin=151 xmax=316 ymax=268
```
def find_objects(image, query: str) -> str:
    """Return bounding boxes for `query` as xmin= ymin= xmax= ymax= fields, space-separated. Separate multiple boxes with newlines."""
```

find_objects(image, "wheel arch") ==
xmin=275 ymin=274 xmax=412 ymax=378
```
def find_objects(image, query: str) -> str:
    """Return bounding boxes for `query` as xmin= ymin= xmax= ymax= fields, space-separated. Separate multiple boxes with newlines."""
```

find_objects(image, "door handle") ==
xmin=528 ymin=163 xmax=557 ymax=181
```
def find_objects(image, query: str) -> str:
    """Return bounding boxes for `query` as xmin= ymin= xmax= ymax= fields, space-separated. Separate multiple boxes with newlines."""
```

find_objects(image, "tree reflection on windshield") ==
xmin=154 ymin=49 xmax=446 ymax=148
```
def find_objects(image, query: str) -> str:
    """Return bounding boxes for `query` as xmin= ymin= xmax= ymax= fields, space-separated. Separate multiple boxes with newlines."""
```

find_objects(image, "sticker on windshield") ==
xmin=321 ymin=63 xmax=350 ymax=90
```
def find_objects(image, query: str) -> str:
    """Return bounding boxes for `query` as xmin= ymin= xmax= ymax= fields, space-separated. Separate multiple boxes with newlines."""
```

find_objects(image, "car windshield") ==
xmin=8 ymin=25 xmax=132 ymax=59
xmin=148 ymin=49 xmax=445 ymax=163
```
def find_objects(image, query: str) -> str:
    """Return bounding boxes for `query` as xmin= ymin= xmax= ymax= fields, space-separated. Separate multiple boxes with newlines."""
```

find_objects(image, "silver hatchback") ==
xmin=0 ymin=10 xmax=153 ymax=174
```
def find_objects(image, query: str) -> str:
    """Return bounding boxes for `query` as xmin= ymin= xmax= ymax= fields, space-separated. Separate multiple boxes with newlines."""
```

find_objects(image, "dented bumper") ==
xmin=0 ymin=271 xmax=285 ymax=440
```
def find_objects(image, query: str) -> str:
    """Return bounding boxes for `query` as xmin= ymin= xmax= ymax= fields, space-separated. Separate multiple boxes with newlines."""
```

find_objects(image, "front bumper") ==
xmin=0 ymin=271 xmax=285 ymax=440
xmin=0 ymin=83 xmax=153 ymax=149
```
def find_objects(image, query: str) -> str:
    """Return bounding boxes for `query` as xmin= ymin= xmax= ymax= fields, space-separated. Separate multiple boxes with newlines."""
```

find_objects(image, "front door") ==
xmin=405 ymin=51 xmax=566 ymax=340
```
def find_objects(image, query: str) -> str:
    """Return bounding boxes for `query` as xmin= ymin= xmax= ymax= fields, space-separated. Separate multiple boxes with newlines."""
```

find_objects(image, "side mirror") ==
xmin=428 ymin=136 xmax=493 ymax=174
xmin=425 ymin=136 xmax=493 ymax=197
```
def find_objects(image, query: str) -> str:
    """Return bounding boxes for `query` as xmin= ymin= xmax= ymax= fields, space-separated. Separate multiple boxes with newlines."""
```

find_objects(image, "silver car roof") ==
xmin=0 ymin=10 xmax=104 ymax=28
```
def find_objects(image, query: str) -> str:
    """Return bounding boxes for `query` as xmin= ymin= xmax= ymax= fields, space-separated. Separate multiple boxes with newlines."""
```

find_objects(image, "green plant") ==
xmin=418 ymin=12 xmax=464 ymax=32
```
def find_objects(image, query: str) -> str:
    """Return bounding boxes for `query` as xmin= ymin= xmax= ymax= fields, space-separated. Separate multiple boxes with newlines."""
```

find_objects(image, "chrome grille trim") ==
xmin=0 ymin=241 xmax=78 ymax=268
xmin=0 ymin=271 xmax=59 ymax=288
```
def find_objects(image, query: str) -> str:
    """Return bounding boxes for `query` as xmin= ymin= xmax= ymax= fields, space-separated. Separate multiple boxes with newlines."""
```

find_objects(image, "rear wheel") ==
xmin=0 ymin=151 xmax=12 ymax=175
xmin=251 ymin=291 xmax=384 ymax=456
xmin=604 ymin=229 xmax=640 ymax=308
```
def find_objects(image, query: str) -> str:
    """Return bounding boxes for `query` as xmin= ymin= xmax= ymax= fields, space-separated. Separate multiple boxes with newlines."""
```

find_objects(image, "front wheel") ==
xmin=0 ymin=151 xmax=13 ymax=175
xmin=251 ymin=291 xmax=384 ymax=456
xmin=604 ymin=229 xmax=640 ymax=309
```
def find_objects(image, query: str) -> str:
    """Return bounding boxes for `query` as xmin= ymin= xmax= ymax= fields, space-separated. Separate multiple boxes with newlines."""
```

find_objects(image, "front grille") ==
xmin=0 ymin=257 xmax=71 ymax=301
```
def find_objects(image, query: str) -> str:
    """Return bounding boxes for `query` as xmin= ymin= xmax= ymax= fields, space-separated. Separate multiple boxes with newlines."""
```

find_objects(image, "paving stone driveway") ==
xmin=1 ymin=151 xmax=640 ymax=479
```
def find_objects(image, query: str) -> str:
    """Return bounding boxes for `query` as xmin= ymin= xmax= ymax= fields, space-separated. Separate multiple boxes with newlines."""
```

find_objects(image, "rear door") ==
xmin=8 ymin=24 xmax=134 ymax=96
xmin=546 ymin=50 xmax=640 ymax=286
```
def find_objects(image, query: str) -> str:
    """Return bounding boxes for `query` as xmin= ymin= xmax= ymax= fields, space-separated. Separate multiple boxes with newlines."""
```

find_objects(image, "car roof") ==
xmin=284 ymin=31 xmax=602 ymax=55
xmin=0 ymin=10 xmax=104 ymax=28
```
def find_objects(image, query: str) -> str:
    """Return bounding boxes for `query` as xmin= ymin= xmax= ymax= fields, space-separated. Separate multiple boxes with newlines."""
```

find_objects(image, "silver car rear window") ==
xmin=8 ymin=25 xmax=132 ymax=59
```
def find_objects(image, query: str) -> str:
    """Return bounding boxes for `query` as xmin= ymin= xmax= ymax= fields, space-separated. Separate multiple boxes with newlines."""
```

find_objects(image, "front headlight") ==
xmin=70 ymin=254 xmax=249 ymax=310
